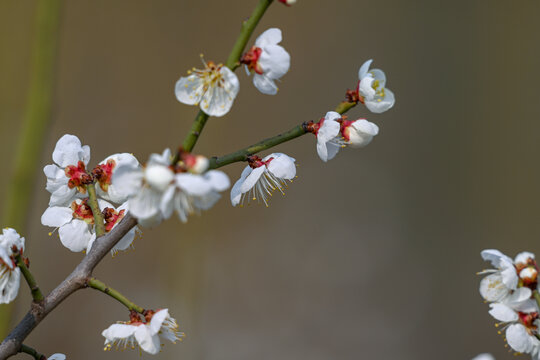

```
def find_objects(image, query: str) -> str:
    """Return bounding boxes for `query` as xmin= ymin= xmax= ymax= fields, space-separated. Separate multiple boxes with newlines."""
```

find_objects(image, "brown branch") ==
xmin=0 ymin=214 xmax=138 ymax=360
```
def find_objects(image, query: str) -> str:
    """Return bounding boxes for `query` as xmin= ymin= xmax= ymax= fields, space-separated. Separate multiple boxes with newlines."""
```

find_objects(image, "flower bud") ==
xmin=342 ymin=119 xmax=379 ymax=148
xmin=145 ymin=164 xmax=174 ymax=192
xmin=279 ymin=0 xmax=296 ymax=5
xmin=520 ymin=266 xmax=538 ymax=284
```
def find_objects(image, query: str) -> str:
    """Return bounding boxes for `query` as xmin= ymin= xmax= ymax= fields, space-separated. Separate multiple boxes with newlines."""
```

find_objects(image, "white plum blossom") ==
xmin=175 ymin=60 xmax=240 ymax=117
xmin=94 ymin=153 xmax=140 ymax=204
xmin=310 ymin=111 xmax=379 ymax=162
xmin=358 ymin=59 xmax=395 ymax=113
xmin=479 ymin=249 xmax=523 ymax=303
xmin=112 ymin=149 xmax=176 ymax=227
xmin=0 ymin=228 xmax=24 ymax=304
xmin=315 ymin=111 xmax=341 ymax=162
xmin=241 ymin=28 xmax=290 ymax=95
xmin=471 ymin=354 xmax=495 ymax=360
xmin=506 ymin=323 xmax=540 ymax=359
xmin=102 ymin=309 xmax=183 ymax=355
xmin=231 ymin=153 xmax=296 ymax=207
xmin=92 ymin=201 xmax=139 ymax=256
xmin=44 ymin=134 xmax=92 ymax=206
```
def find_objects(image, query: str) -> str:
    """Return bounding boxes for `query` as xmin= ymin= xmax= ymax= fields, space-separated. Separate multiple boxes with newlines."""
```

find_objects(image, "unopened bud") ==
xmin=515 ymin=251 xmax=535 ymax=266
xmin=279 ymin=0 xmax=296 ymax=5
xmin=520 ymin=266 xmax=538 ymax=284
xmin=145 ymin=164 xmax=174 ymax=191
xmin=342 ymin=119 xmax=379 ymax=148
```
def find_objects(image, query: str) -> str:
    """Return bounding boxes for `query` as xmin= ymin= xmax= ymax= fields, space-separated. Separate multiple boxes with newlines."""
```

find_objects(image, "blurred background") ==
xmin=1 ymin=0 xmax=540 ymax=359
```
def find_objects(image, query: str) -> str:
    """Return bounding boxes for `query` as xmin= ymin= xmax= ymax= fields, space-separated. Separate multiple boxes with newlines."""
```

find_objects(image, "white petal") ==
xmin=488 ymin=303 xmax=518 ymax=322
xmin=0 ymin=267 xmax=20 ymax=304
xmin=240 ymin=166 xmax=265 ymax=193
xmin=255 ymin=28 xmax=282 ymax=48
xmin=58 ymin=220 xmax=92 ymax=252
xmin=148 ymin=148 xmax=172 ymax=166
xmin=507 ymin=324 xmax=534 ymax=353
xmin=512 ymin=298 xmax=538 ymax=313
xmin=347 ymin=120 xmax=379 ymax=148
xmin=44 ymin=164 xmax=67 ymax=194
xmin=317 ymin=116 xmax=340 ymax=143
xmin=175 ymin=74 xmax=205 ymax=105
xmin=253 ymin=74 xmax=278 ymax=95
xmin=358 ymin=59 xmax=373 ymax=80
xmin=506 ymin=287 xmax=532 ymax=304
xmin=128 ymin=187 xmax=161 ymax=220
xmin=204 ymin=170 xmax=230 ymax=191
xmin=52 ymin=134 xmax=87 ymax=168
xmin=258 ymin=44 xmax=290 ymax=79
xmin=176 ymin=174 xmax=212 ymax=196
xmin=200 ymin=67 xmax=240 ymax=117
xmin=41 ymin=207 xmax=73 ymax=228
xmin=0 ymin=249 xmax=12 ymax=270
xmin=471 ymin=354 xmax=495 ymax=360
xmin=134 ymin=326 xmax=161 ymax=355
xmin=149 ymin=309 xmax=169 ymax=334
xmin=102 ymin=323 xmax=137 ymax=340
xmin=479 ymin=273 xmax=509 ymax=302
xmin=160 ymin=185 xmax=175 ymax=219
xmin=49 ymin=185 xmax=77 ymax=207
xmin=326 ymin=142 xmax=341 ymax=161
xmin=47 ymin=354 xmax=66 ymax=360
xmin=266 ymin=153 xmax=296 ymax=179
xmin=194 ymin=191 xmax=221 ymax=210
xmin=369 ymin=68 xmax=387 ymax=88
xmin=515 ymin=251 xmax=535 ymax=265
xmin=359 ymin=75 xmax=376 ymax=99
xmin=111 ymin=166 xmax=143 ymax=199
xmin=112 ymin=229 xmax=136 ymax=254
xmin=86 ymin=233 xmax=97 ymax=253
xmin=230 ymin=177 xmax=245 ymax=206
xmin=481 ymin=249 xmax=514 ymax=268
xmin=365 ymin=88 xmax=395 ymax=114
xmin=501 ymin=265 xmax=519 ymax=289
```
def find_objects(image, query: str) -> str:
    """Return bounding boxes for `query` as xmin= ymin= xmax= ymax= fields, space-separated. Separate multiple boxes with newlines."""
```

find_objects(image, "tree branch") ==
xmin=209 ymin=101 xmax=357 ymax=169
xmin=0 ymin=214 xmax=138 ymax=360
xmin=86 ymin=278 xmax=145 ymax=314
xmin=14 ymin=253 xmax=43 ymax=303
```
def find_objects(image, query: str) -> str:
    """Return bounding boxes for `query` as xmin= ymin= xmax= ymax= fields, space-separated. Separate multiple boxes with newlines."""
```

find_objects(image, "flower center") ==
xmin=145 ymin=165 xmax=174 ymax=192
xmin=247 ymin=155 xmax=273 ymax=169
xmin=93 ymin=159 xmax=116 ymax=192
xmin=71 ymin=199 xmax=95 ymax=225
xmin=65 ymin=161 xmax=92 ymax=192
xmin=240 ymin=46 xmax=264 ymax=75
xmin=102 ymin=208 xmax=126 ymax=232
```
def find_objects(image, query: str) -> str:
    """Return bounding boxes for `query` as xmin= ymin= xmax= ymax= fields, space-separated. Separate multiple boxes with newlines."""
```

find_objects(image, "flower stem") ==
xmin=86 ymin=277 xmax=145 ymax=314
xmin=85 ymin=183 xmax=106 ymax=237
xmin=177 ymin=0 xmax=274 ymax=159
xmin=14 ymin=253 xmax=43 ymax=303
xmin=19 ymin=344 xmax=45 ymax=360
xmin=225 ymin=0 xmax=274 ymax=70
xmin=209 ymin=101 xmax=357 ymax=169
xmin=533 ymin=290 xmax=540 ymax=310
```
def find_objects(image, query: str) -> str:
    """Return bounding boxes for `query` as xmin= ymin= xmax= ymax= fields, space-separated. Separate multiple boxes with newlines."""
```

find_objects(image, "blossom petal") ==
xmin=266 ymin=153 xmax=296 ymax=179
xmin=134 ymin=325 xmax=161 ymax=355
xmin=253 ymin=74 xmax=279 ymax=95
xmin=49 ymin=185 xmax=77 ymax=207
xmin=112 ymin=229 xmax=136 ymax=254
xmin=128 ymin=187 xmax=161 ymax=220
xmin=479 ymin=273 xmax=508 ymax=302
xmin=176 ymin=174 xmax=212 ymax=196
xmin=175 ymin=74 xmax=205 ymax=105
xmin=200 ymin=67 xmax=239 ymax=117
xmin=58 ymin=220 xmax=92 ymax=252
xmin=258 ymin=44 xmax=290 ymax=79
xmin=102 ymin=323 xmax=137 ymax=340
xmin=240 ymin=166 xmax=265 ymax=193
xmin=506 ymin=324 xmax=536 ymax=353
xmin=204 ymin=170 xmax=230 ymax=191
xmin=488 ymin=303 xmax=518 ymax=322
xmin=358 ymin=59 xmax=373 ymax=80
xmin=111 ymin=166 xmax=143 ymax=199
xmin=52 ymin=134 xmax=87 ymax=168
xmin=48 ymin=354 xmax=66 ymax=360
xmin=369 ymin=68 xmax=387 ymax=88
xmin=41 ymin=207 xmax=73 ymax=228
xmin=0 ymin=267 xmax=20 ymax=304
xmin=160 ymin=185 xmax=175 ymax=219
xmin=149 ymin=309 xmax=169 ymax=334
xmin=365 ymin=88 xmax=395 ymax=114
xmin=255 ymin=28 xmax=282 ymax=48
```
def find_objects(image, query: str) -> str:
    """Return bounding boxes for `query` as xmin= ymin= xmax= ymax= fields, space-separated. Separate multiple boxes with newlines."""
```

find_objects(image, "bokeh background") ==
xmin=1 ymin=0 xmax=540 ymax=359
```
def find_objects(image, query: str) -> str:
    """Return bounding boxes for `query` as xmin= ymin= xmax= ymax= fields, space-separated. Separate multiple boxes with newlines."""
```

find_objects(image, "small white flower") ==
xmin=0 ymin=228 xmax=24 ymax=304
xmin=102 ymin=309 xmax=183 ymax=355
xmin=358 ymin=59 xmax=395 ymax=113
xmin=231 ymin=153 xmax=296 ymax=207
xmin=241 ymin=28 xmax=291 ymax=95
xmin=479 ymin=249 xmax=520 ymax=302
xmin=175 ymin=60 xmax=240 ymax=117
xmin=112 ymin=149 xmax=176 ymax=227
xmin=94 ymin=153 xmax=140 ymax=204
xmin=310 ymin=111 xmax=379 ymax=162
xmin=44 ymin=134 xmax=92 ymax=206
xmin=471 ymin=354 xmax=495 ymax=360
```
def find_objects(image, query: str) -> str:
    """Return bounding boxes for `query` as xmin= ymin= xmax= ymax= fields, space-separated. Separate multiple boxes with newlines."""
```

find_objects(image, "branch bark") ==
xmin=0 ymin=214 xmax=137 ymax=360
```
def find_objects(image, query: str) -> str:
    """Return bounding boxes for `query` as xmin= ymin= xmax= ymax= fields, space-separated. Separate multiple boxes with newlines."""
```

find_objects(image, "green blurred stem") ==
xmin=19 ymin=344 xmax=45 ymax=360
xmin=87 ymin=278 xmax=145 ymax=314
xmin=14 ymin=253 xmax=43 ymax=303
xmin=85 ymin=183 xmax=106 ymax=237
xmin=0 ymin=0 xmax=62 ymax=339
xmin=209 ymin=101 xmax=357 ymax=169
xmin=178 ymin=0 xmax=274 ymax=158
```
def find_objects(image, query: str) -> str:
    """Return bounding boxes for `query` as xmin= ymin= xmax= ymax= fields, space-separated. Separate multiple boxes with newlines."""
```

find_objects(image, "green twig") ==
xmin=209 ymin=101 xmax=357 ymax=169
xmin=14 ymin=253 xmax=43 ymax=302
xmin=0 ymin=0 xmax=62 ymax=338
xmin=85 ymin=183 xmax=106 ymax=237
xmin=86 ymin=278 xmax=144 ymax=314
xmin=177 ymin=0 xmax=274 ymax=158
xmin=19 ymin=344 xmax=45 ymax=360
xmin=225 ymin=0 xmax=274 ymax=70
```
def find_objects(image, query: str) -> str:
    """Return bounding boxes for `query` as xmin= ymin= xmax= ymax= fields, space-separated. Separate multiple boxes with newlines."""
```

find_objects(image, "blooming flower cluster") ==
xmin=479 ymin=249 xmax=540 ymax=358
xmin=102 ymin=309 xmax=183 ymax=355
xmin=0 ymin=228 xmax=24 ymax=304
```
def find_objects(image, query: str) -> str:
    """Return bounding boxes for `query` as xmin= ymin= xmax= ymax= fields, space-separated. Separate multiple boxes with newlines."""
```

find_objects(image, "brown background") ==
xmin=2 ymin=0 xmax=540 ymax=359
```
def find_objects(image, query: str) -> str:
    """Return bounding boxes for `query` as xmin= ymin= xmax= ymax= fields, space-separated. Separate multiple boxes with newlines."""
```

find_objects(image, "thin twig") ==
xmin=14 ymin=253 xmax=43 ymax=303
xmin=18 ymin=344 xmax=44 ymax=360
xmin=86 ymin=278 xmax=145 ymax=314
